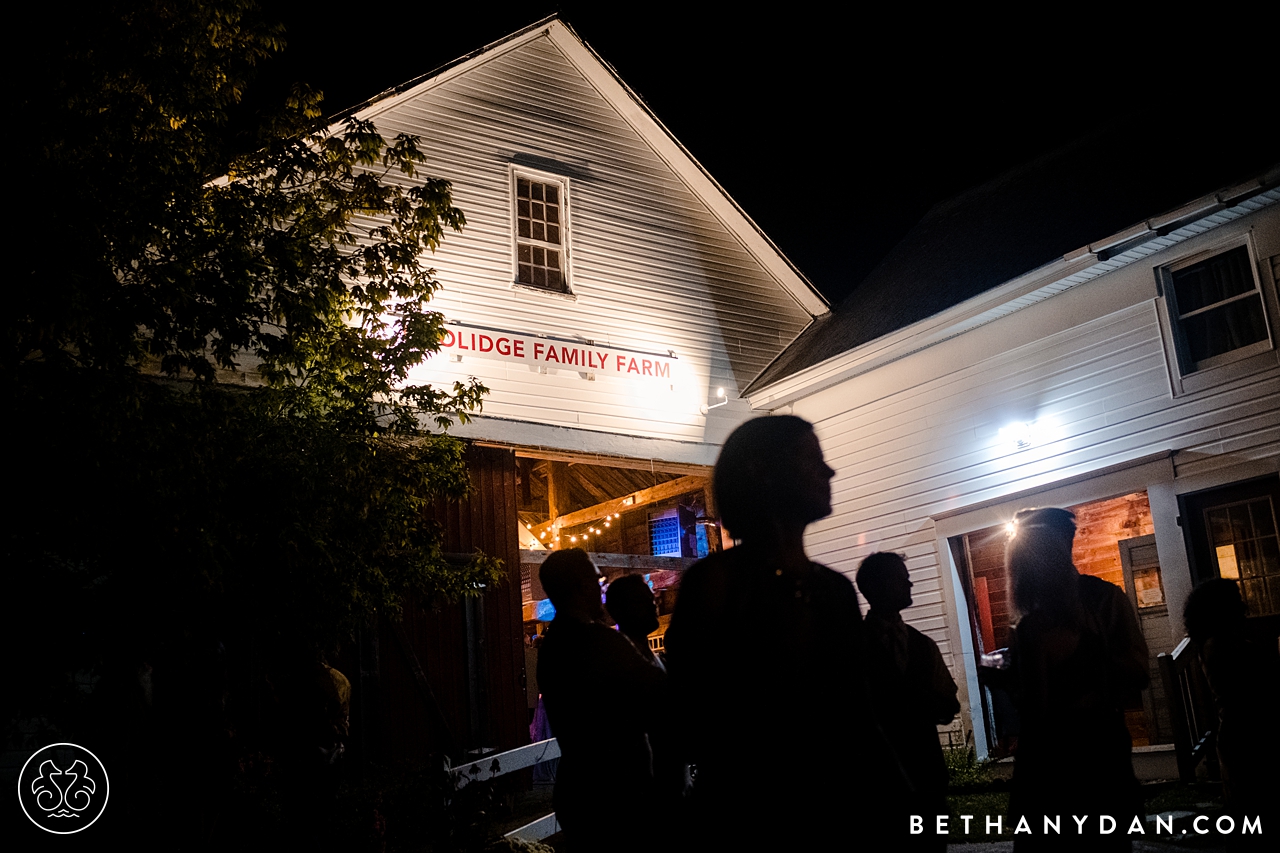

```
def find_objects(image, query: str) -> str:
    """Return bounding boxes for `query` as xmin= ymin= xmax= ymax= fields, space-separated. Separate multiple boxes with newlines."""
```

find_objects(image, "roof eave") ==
xmin=745 ymin=165 xmax=1280 ymax=408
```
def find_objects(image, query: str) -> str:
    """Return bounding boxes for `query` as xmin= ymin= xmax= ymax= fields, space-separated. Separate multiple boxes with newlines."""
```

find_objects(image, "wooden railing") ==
xmin=448 ymin=738 xmax=561 ymax=842
xmin=1156 ymin=637 xmax=1217 ymax=782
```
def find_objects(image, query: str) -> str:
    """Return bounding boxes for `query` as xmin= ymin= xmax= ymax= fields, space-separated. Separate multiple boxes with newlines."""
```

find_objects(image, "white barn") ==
xmin=341 ymin=16 xmax=824 ymax=462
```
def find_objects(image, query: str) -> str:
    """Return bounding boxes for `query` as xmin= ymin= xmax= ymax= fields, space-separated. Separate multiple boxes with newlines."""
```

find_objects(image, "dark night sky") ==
xmin=257 ymin=4 xmax=1271 ymax=305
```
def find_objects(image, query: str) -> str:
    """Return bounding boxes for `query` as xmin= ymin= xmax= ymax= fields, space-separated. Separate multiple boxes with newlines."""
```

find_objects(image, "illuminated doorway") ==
xmin=951 ymin=491 xmax=1175 ymax=754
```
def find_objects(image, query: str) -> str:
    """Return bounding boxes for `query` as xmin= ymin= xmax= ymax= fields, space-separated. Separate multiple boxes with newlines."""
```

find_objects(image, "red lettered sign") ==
xmin=439 ymin=323 xmax=677 ymax=380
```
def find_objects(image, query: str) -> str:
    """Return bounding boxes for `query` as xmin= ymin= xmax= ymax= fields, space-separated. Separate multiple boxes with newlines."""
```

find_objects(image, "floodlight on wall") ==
xmin=998 ymin=417 xmax=1057 ymax=452
xmin=699 ymin=387 xmax=728 ymax=415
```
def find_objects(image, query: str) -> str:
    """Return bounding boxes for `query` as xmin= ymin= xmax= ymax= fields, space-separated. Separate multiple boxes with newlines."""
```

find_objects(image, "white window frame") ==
xmin=509 ymin=165 xmax=574 ymax=300
xmin=1154 ymin=231 xmax=1279 ymax=397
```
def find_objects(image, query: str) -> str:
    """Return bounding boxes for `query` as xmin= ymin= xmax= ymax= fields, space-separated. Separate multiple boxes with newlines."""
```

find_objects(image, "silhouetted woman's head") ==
xmin=606 ymin=574 xmax=659 ymax=637
xmin=1008 ymin=507 xmax=1080 ymax=621
xmin=1183 ymin=578 xmax=1246 ymax=645
xmin=713 ymin=416 xmax=834 ymax=541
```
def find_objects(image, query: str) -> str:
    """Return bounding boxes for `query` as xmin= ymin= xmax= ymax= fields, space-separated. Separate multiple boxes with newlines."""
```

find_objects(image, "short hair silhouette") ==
xmin=1183 ymin=578 xmax=1246 ymax=645
xmin=1008 ymin=507 xmax=1079 ymax=620
xmin=539 ymin=548 xmax=598 ymax=606
xmin=1013 ymin=506 xmax=1076 ymax=537
xmin=856 ymin=552 xmax=908 ymax=606
xmin=607 ymin=574 xmax=655 ymax=628
xmin=713 ymin=415 xmax=819 ymax=534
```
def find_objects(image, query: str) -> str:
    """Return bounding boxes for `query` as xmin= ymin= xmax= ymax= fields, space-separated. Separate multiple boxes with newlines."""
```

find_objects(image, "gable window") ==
xmin=512 ymin=172 xmax=570 ymax=295
xmin=1156 ymin=236 xmax=1278 ymax=396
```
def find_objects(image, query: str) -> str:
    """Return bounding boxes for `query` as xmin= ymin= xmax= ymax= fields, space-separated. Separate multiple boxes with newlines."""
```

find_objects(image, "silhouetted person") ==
xmin=1005 ymin=507 xmax=1148 ymax=851
xmin=857 ymin=551 xmax=959 ymax=852
xmin=1184 ymin=579 xmax=1280 ymax=848
xmin=665 ymin=415 xmax=902 ymax=848
xmin=607 ymin=573 xmax=690 ymax=830
xmin=537 ymin=549 xmax=664 ymax=852
xmin=607 ymin=574 xmax=664 ymax=669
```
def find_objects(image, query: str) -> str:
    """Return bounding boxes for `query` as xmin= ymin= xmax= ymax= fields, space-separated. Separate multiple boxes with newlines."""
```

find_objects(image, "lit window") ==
xmin=1156 ymin=238 xmax=1278 ymax=396
xmin=513 ymin=173 xmax=569 ymax=294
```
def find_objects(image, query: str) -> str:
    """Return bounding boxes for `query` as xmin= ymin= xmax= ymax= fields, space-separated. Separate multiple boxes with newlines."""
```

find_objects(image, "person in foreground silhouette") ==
xmin=857 ymin=551 xmax=959 ymax=852
xmin=1005 ymin=508 xmax=1148 ymax=852
xmin=536 ymin=549 xmax=664 ymax=852
xmin=665 ymin=415 xmax=902 ymax=848
xmin=1183 ymin=579 xmax=1280 ymax=850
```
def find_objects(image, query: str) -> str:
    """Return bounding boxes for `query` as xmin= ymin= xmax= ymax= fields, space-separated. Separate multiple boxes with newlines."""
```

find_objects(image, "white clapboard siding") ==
xmin=791 ymin=204 xmax=1280 ymax=674
xmin=339 ymin=28 xmax=813 ymax=450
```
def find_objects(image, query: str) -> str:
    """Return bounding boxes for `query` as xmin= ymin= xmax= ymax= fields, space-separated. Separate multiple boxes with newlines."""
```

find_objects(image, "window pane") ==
xmin=546 ymin=205 xmax=559 ymax=224
xmin=1230 ymin=505 xmax=1253 ymax=542
xmin=547 ymin=268 xmax=562 ymax=289
xmin=547 ymin=249 xmax=559 ymax=268
xmin=1240 ymin=578 xmax=1266 ymax=614
xmin=531 ymin=183 xmax=544 ymax=201
xmin=532 ymin=221 xmax=545 ymax=241
xmin=532 ymin=266 xmax=545 ymax=286
xmin=518 ymin=244 xmax=531 ymax=263
xmin=1173 ymin=246 xmax=1254 ymax=314
xmin=1250 ymin=500 xmax=1276 ymax=537
xmin=518 ymin=220 xmax=530 ymax=239
xmin=518 ymin=199 xmax=530 ymax=217
xmin=547 ymin=224 xmax=560 ymax=244
xmin=533 ymin=247 xmax=544 ymax=265
xmin=545 ymin=185 xmax=558 ymax=205
xmin=1181 ymin=295 xmax=1268 ymax=363
xmin=1208 ymin=508 xmax=1232 ymax=546
xmin=518 ymin=178 xmax=530 ymax=198
xmin=1259 ymin=537 xmax=1280 ymax=576
xmin=1238 ymin=540 xmax=1261 ymax=578
xmin=518 ymin=264 xmax=532 ymax=283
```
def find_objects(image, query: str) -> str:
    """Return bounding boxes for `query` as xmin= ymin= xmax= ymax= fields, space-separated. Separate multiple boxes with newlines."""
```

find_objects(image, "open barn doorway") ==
xmin=503 ymin=448 xmax=717 ymax=719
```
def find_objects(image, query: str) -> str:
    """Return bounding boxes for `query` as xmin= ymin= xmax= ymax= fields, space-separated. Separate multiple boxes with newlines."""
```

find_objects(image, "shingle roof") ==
xmin=747 ymin=118 xmax=1279 ymax=393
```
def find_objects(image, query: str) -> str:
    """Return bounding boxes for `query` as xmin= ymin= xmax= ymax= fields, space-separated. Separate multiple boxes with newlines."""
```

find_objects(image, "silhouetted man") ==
xmin=665 ymin=415 xmax=904 ymax=848
xmin=537 ymin=549 xmax=664 ymax=851
xmin=857 ymin=551 xmax=960 ymax=852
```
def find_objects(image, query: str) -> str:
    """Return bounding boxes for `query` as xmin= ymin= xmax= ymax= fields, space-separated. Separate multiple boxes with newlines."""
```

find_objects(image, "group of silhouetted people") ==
xmin=536 ymin=416 xmax=951 ymax=850
xmin=535 ymin=415 xmax=1278 ymax=851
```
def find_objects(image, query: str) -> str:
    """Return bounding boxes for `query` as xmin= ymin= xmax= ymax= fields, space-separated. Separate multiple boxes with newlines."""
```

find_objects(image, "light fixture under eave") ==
xmin=699 ymin=387 xmax=728 ymax=415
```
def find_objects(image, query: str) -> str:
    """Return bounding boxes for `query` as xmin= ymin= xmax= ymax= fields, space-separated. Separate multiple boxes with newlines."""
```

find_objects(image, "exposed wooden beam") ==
xmin=520 ymin=550 xmax=697 ymax=571
xmin=474 ymin=443 xmax=711 ymax=477
xmin=530 ymin=475 xmax=709 ymax=541
xmin=546 ymin=461 xmax=569 ymax=524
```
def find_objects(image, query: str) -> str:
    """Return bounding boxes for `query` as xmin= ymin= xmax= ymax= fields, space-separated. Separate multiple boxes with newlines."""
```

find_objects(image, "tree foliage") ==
xmin=8 ymin=0 xmax=501 ymax=736
xmin=16 ymin=0 xmax=484 ymax=433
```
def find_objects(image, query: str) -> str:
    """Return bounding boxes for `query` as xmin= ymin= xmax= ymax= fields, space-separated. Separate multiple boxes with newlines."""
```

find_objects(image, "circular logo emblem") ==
xmin=18 ymin=743 xmax=109 ymax=834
